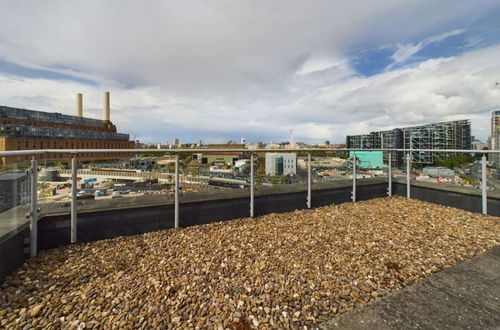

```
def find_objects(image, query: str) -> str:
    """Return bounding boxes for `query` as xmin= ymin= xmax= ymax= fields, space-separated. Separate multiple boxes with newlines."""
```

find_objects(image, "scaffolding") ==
xmin=346 ymin=134 xmax=373 ymax=149
xmin=0 ymin=124 xmax=129 ymax=141
xmin=0 ymin=106 xmax=106 ymax=129
xmin=402 ymin=120 xmax=471 ymax=164
xmin=346 ymin=120 xmax=471 ymax=166
xmin=0 ymin=106 xmax=129 ymax=142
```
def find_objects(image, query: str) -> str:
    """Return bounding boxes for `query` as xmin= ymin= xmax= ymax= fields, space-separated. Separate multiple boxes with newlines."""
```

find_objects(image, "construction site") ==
xmin=346 ymin=120 xmax=472 ymax=166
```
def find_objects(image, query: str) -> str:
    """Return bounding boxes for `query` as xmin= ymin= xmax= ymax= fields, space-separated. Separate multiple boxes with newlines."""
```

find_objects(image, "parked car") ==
xmin=94 ymin=190 xmax=105 ymax=197
xmin=77 ymin=190 xmax=94 ymax=199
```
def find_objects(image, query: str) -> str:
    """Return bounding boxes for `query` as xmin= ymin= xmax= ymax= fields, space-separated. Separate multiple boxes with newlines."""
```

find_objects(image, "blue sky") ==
xmin=350 ymin=5 xmax=500 ymax=77
xmin=0 ymin=0 xmax=499 ymax=144
xmin=0 ymin=59 xmax=97 ymax=85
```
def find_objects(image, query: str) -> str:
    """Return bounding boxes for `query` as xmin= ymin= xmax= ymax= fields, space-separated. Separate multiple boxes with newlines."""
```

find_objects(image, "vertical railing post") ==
xmin=307 ymin=153 xmax=312 ymax=208
xmin=406 ymin=152 xmax=411 ymax=198
xmin=70 ymin=156 xmax=78 ymax=243
xmin=250 ymin=153 xmax=254 ymax=217
xmin=481 ymin=155 xmax=487 ymax=215
xmin=30 ymin=158 xmax=38 ymax=257
xmin=174 ymin=154 xmax=179 ymax=228
xmin=352 ymin=153 xmax=356 ymax=202
xmin=387 ymin=152 xmax=392 ymax=197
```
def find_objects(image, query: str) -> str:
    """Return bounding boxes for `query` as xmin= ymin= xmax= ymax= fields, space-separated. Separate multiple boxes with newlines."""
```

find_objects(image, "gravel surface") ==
xmin=1 ymin=196 xmax=499 ymax=329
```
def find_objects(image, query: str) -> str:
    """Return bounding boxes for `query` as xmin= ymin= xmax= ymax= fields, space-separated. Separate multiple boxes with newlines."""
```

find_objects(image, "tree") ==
xmin=434 ymin=155 xmax=473 ymax=169
xmin=255 ymin=174 xmax=264 ymax=185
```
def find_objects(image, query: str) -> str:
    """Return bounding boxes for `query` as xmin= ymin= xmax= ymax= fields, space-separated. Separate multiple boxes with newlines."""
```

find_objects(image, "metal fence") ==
xmin=0 ymin=147 xmax=494 ymax=258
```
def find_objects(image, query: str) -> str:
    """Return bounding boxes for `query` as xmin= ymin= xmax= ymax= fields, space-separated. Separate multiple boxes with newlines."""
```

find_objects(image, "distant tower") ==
xmin=289 ymin=129 xmax=294 ymax=147
xmin=76 ymin=93 xmax=83 ymax=117
xmin=103 ymin=91 xmax=110 ymax=122
xmin=490 ymin=110 xmax=500 ymax=166
xmin=240 ymin=138 xmax=246 ymax=145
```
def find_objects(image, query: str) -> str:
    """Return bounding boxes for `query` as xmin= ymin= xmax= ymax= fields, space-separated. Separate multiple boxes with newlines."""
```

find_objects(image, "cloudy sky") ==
xmin=1 ymin=0 xmax=500 ymax=144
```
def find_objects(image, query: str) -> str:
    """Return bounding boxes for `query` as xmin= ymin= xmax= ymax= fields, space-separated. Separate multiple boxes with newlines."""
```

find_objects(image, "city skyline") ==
xmin=1 ymin=1 xmax=500 ymax=143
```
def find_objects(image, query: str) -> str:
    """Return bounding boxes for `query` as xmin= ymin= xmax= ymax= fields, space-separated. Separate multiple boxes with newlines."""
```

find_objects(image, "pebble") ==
xmin=0 ymin=197 xmax=498 ymax=328
xmin=29 ymin=304 xmax=43 ymax=318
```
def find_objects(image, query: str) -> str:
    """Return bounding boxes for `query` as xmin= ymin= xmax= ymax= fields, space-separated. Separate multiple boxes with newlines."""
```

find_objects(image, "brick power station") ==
xmin=0 ymin=92 xmax=135 ymax=164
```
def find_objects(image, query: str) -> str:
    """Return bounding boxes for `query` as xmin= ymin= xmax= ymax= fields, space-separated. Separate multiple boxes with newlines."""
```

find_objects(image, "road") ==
xmin=470 ymin=162 xmax=500 ymax=190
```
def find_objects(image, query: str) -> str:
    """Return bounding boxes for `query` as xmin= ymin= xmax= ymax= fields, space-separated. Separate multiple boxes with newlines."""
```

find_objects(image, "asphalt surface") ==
xmin=471 ymin=162 xmax=500 ymax=190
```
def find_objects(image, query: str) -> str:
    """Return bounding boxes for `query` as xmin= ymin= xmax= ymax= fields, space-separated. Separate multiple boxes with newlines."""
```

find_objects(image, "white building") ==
xmin=422 ymin=167 xmax=455 ymax=178
xmin=234 ymin=159 xmax=250 ymax=169
xmin=472 ymin=140 xmax=487 ymax=151
xmin=265 ymin=153 xmax=296 ymax=176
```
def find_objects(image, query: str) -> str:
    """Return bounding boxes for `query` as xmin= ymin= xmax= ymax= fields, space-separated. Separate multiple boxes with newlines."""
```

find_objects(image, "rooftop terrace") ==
xmin=0 ymin=196 xmax=498 ymax=329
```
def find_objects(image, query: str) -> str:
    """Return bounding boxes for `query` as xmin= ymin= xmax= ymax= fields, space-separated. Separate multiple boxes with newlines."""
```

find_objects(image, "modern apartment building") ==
xmin=346 ymin=120 xmax=471 ymax=166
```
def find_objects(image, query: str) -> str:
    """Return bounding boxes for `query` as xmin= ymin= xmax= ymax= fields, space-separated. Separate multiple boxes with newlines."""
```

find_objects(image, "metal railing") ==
xmin=0 ymin=147 xmax=494 ymax=258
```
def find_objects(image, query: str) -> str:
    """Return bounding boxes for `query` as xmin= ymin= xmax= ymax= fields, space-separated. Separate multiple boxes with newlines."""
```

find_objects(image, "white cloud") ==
xmin=389 ymin=29 xmax=466 ymax=69
xmin=391 ymin=43 xmax=424 ymax=65
xmin=426 ymin=29 xmax=466 ymax=44
xmin=295 ymin=57 xmax=347 ymax=76
xmin=0 ymin=1 xmax=498 ymax=144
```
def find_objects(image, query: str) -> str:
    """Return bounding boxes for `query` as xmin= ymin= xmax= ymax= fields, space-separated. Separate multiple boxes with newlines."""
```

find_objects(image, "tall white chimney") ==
xmin=103 ymin=91 xmax=110 ymax=121
xmin=76 ymin=93 xmax=83 ymax=117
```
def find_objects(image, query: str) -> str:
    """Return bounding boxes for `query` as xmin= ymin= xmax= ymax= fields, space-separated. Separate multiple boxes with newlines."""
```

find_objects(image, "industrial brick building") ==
xmin=0 ymin=92 xmax=135 ymax=164
xmin=346 ymin=120 xmax=471 ymax=166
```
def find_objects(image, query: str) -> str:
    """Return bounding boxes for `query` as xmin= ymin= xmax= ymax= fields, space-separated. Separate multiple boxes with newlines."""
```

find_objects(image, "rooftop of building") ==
xmin=0 ymin=196 xmax=497 ymax=328
xmin=323 ymin=245 xmax=500 ymax=329
xmin=0 ymin=172 xmax=28 ymax=181
xmin=347 ymin=119 xmax=471 ymax=138
xmin=0 ymin=105 xmax=132 ymax=141
xmin=0 ymin=106 xmax=107 ymax=129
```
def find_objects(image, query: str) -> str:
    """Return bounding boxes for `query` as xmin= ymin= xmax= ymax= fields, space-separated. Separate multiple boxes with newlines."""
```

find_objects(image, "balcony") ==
xmin=0 ymin=148 xmax=497 ymax=328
